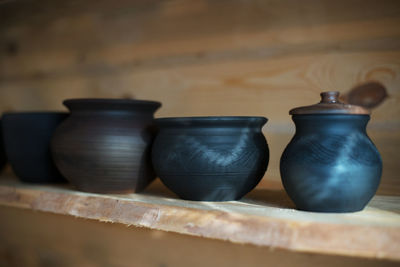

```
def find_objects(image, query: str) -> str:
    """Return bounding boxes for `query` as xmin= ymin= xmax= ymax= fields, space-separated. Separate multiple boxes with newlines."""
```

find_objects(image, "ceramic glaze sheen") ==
xmin=152 ymin=117 xmax=269 ymax=201
xmin=280 ymin=114 xmax=382 ymax=212
xmin=51 ymin=99 xmax=161 ymax=193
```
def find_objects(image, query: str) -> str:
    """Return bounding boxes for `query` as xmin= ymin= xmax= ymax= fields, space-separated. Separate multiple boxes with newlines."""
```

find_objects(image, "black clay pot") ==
xmin=51 ymin=98 xmax=161 ymax=193
xmin=2 ymin=112 xmax=68 ymax=183
xmin=152 ymin=117 xmax=269 ymax=201
xmin=280 ymin=92 xmax=382 ymax=212
xmin=0 ymin=120 xmax=7 ymax=172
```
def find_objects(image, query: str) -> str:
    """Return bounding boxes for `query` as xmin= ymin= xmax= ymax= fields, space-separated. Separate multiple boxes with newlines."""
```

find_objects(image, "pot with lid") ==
xmin=280 ymin=91 xmax=382 ymax=212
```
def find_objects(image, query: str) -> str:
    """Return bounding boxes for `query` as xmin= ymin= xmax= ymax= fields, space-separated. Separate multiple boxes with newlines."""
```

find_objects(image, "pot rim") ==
xmin=156 ymin=116 xmax=268 ymax=127
xmin=63 ymin=98 xmax=161 ymax=112
xmin=2 ymin=111 xmax=68 ymax=117
xmin=64 ymin=98 xmax=161 ymax=106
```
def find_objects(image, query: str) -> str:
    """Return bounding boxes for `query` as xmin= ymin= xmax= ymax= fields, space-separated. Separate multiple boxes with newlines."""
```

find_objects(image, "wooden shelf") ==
xmin=0 ymin=175 xmax=399 ymax=261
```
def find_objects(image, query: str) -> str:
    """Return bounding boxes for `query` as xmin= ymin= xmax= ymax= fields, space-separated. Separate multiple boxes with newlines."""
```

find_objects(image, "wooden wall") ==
xmin=0 ymin=0 xmax=399 ymax=194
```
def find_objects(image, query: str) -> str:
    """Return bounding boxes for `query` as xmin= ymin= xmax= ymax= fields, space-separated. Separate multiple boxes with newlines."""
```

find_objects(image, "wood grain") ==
xmin=1 ymin=206 xmax=398 ymax=267
xmin=0 ymin=176 xmax=399 ymax=261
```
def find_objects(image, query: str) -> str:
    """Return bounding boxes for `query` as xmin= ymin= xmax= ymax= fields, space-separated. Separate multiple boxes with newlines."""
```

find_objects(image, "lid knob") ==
xmin=320 ymin=91 xmax=340 ymax=104
xmin=289 ymin=91 xmax=370 ymax=115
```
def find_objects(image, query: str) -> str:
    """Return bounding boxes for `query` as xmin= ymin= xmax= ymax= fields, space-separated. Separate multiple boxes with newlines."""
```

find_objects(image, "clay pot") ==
xmin=2 ymin=112 xmax=68 ymax=183
xmin=280 ymin=92 xmax=382 ymax=212
xmin=152 ymin=116 xmax=269 ymax=201
xmin=51 ymin=98 xmax=161 ymax=193
xmin=0 ymin=120 xmax=7 ymax=172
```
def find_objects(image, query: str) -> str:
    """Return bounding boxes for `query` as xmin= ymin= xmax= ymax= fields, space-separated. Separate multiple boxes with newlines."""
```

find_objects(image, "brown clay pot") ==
xmin=51 ymin=98 xmax=161 ymax=193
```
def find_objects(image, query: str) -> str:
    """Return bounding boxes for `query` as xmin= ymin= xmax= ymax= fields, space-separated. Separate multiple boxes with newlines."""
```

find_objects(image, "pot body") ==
xmin=51 ymin=99 xmax=160 ymax=193
xmin=2 ymin=112 xmax=68 ymax=183
xmin=152 ymin=117 xmax=269 ymax=201
xmin=280 ymin=114 xmax=382 ymax=212
xmin=0 ymin=120 xmax=7 ymax=172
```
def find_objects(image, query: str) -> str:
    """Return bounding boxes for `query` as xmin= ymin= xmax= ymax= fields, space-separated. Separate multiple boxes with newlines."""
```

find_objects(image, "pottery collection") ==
xmin=152 ymin=117 xmax=269 ymax=201
xmin=0 ymin=92 xmax=383 ymax=212
xmin=2 ymin=112 xmax=68 ymax=183
xmin=51 ymin=99 xmax=161 ymax=193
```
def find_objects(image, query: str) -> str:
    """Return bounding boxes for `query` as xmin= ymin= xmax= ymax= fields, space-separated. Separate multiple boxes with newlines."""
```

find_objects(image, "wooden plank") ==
xmin=1 ymin=51 xmax=399 ymax=123
xmin=1 ymin=0 xmax=400 ymax=79
xmin=1 ymin=206 xmax=398 ymax=267
xmin=0 ymin=176 xmax=399 ymax=261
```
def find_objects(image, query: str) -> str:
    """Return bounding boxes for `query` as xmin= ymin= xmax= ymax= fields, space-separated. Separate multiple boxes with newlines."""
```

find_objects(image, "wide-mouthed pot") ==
xmin=152 ymin=116 xmax=269 ymax=201
xmin=280 ymin=91 xmax=382 ymax=212
xmin=2 ymin=112 xmax=68 ymax=183
xmin=51 ymin=98 xmax=161 ymax=193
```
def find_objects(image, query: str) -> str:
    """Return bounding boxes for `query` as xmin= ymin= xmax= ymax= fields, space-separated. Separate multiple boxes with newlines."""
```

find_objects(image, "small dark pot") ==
xmin=152 ymin=117 xmax=269 ymax=201
xmin=280 ymin=115 xmax=382 ymax=212
xmin=2 ymin=112 xmax=68 ymax=183
xmin=51 ymin=98 xmax=161 ymax=193
xmin=0 ymin=120 xmax=7 ymax=172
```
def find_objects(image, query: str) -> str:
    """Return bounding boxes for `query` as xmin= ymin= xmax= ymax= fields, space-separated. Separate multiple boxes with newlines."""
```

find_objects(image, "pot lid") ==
xmin=289 ymin=91 xmax=370 ymax=115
